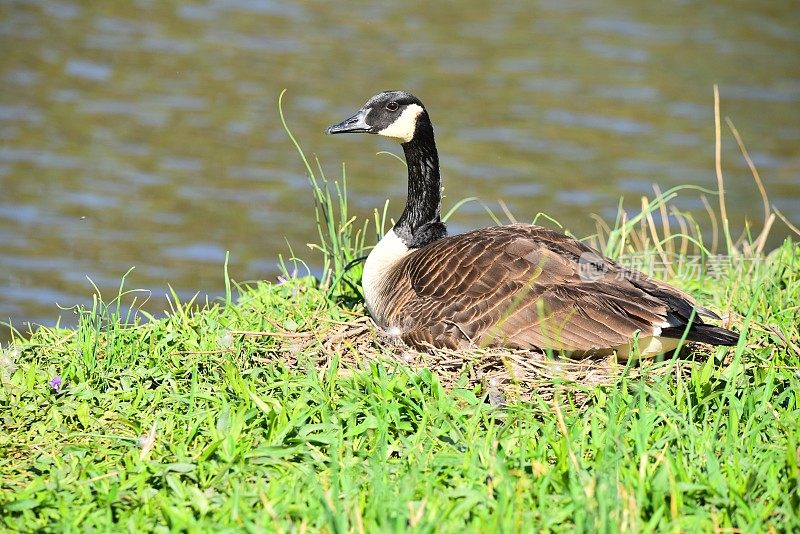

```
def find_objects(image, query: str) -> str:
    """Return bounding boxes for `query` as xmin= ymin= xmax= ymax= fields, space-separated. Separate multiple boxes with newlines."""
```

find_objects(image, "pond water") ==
xmin=1 ymin=1 xmax=799 ymax=338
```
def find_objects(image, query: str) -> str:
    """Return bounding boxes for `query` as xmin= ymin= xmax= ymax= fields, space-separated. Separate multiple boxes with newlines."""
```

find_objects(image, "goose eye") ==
xmin=386 ymin=102 xmax=399 ymax=112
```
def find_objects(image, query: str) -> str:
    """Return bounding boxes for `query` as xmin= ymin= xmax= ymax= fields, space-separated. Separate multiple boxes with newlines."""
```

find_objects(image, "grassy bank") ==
xmin=1 ymin=240 xmax=798 ymax=532
xmin=2 ymin=96 xmax=800 ymax=531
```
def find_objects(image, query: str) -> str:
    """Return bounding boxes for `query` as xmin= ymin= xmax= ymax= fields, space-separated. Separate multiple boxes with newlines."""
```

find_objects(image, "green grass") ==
xmin=1 ymin=246 xmax=798 ymax=532
xmin=1 ymin=97 xmax=799 ymax=532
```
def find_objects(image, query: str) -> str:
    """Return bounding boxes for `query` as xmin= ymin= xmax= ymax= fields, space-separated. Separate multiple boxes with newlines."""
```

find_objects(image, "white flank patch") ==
xmin=612 ymin=336 xmax=681 ymax=359
xmin=362 ymin=229 xmax=410 ymax=321
xmin=377 ymin=104 xmax=424 ymax=142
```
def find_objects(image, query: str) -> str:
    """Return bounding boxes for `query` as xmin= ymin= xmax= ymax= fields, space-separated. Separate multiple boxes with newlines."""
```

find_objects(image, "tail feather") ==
xmin=696 ymin=305 xmax=721 ymax=321
xmin=662 ymin=323 xmax=739 ymax=346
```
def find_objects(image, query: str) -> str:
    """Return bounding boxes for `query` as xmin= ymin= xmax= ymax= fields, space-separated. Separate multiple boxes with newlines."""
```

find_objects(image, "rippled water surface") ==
xmin=1 ymin=1 xmax=799 ymax=336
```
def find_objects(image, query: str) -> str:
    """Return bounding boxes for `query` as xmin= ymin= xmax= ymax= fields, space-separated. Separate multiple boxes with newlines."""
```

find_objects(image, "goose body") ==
xmin=326 ymin=91 xmax=738 ymax=357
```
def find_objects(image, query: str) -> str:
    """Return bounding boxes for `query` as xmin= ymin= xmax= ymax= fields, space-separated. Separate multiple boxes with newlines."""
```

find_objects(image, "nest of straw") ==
xmin=242 ymin=315 xmax=707 ymax=406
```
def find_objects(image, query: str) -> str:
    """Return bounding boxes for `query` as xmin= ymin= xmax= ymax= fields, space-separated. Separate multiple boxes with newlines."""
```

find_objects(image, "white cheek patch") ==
xmin=377 ymin=104 xmax=424 ymax=142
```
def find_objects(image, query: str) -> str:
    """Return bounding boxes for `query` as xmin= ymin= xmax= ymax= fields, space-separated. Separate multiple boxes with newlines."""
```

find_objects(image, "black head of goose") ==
xmin=326 ymin=90 xmax=739 ymax=357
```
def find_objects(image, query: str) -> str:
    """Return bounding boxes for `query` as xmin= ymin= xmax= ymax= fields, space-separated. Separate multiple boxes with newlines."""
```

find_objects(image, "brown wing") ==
xmin=386 ymin=224 xmax=705 ymax=352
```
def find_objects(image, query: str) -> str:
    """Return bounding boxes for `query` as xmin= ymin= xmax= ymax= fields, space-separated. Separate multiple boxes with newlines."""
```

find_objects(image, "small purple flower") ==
xmin=277 ymin=269 xmax=296 ymax=284
xmin=49 ymin=375 xmax=62 ymax=393
xmin=277 ymin=269 xmax=299 ymax=296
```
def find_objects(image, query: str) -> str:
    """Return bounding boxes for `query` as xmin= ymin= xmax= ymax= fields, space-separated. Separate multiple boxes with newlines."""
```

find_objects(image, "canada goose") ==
xmin=325 ymin=90 xmax=738 ymax=357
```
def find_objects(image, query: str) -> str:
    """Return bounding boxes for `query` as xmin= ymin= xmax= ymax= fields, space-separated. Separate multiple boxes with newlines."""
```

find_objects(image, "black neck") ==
xmin=394 ymin=116 xmax=447 ymax=248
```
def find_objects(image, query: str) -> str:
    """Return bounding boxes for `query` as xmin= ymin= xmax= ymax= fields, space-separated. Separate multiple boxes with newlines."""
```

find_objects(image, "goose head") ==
xmin=325 ymin=90 xmax=427 ymax=143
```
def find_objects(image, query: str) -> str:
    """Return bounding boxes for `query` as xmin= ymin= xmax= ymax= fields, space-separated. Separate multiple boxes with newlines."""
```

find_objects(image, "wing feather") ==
xmin=379 ymin=224 xmax=715 ymax=353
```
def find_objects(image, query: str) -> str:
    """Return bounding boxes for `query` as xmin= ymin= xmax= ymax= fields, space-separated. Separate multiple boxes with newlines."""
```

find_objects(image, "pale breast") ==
xmin=362 ymin=229 xmax=411 ymax=324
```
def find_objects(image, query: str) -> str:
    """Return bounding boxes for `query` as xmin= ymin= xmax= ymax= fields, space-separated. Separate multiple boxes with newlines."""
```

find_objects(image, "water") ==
xmin=1 ymin=0 xmax=799 ymax=338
